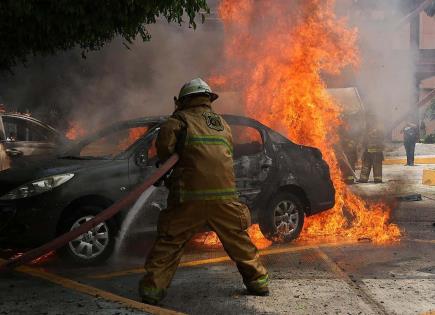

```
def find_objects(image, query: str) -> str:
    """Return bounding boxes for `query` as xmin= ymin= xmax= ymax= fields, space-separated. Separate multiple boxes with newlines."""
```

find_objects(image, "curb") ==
xmin=422 ymin=169 xmax=435 ymax=186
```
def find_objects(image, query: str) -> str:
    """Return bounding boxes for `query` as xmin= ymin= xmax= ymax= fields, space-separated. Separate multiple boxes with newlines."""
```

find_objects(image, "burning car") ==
xmin=0 ymin=115 xmax=335 ymax=265
xmin=0 ymin=112 xmax=67 ymax=170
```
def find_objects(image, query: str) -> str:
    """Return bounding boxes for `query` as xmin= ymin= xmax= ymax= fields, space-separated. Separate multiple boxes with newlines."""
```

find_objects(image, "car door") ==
xmin=1 ymin=116 xmax=59 ymax=161
xmin=230 ymin=123 xmax=274 ymax=208
xmin=127 ymin=127 xmax=168 ymax=233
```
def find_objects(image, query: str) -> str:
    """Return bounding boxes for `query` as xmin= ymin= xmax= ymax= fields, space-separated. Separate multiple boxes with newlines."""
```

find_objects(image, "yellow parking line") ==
xmin=383 ymin=157 xmax=435 ymax=165
xmin=0 ymin=259 xmax=184 ymax=315
xmin=90 ymin=240 xmax=360 ymax=280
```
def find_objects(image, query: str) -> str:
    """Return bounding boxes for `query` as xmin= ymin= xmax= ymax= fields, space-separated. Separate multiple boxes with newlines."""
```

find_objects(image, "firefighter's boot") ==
xmin=373 ymin=152 xmax=383 ymax=183
xmin=138 ymin=278 xmax=167 ymax=305
xmin=245 ymin=274 xmax=270 ymax=296
xmin=359 ymin=152 xmax=373 ymax=183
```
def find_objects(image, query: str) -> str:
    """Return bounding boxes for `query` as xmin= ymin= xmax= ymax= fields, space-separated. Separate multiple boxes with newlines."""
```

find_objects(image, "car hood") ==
xmin=0 ymin=157 xmax=114 ymax=196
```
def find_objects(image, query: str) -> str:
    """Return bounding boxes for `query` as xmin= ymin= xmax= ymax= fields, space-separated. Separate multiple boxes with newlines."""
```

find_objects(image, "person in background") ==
xmin=402 ymin=122 xmax=419 ymax=166
xmin=0 ymin=142 xmax=10 ymax=171
xmin=359 ymin=120 xmax=385 ymax=184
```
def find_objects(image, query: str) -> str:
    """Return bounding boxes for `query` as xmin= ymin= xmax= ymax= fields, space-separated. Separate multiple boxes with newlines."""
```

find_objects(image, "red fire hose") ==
xmin=0 ymin=154 xmax=179 ymax=272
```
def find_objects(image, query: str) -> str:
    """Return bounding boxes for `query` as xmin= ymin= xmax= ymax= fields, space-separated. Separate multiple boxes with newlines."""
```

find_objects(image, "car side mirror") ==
xmin=134 ymin=149 xmax=148 ymax=168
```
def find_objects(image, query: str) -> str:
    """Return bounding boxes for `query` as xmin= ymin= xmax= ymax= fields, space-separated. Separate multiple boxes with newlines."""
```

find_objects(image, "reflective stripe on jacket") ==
xmin=367 ymin=148 xmax=383 ymax=153
xmin=363 ymin=128 xmax=384 ymax=154
xmin=156 ymin=96 xmax=237 ymax=203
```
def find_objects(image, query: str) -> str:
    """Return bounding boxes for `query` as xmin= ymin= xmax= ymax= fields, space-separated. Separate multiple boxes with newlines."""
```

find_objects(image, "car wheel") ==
xmin=58 ymin=206 xmax=117 ymax=265
xmin=259 ymin=192 xmax=305 ymax=242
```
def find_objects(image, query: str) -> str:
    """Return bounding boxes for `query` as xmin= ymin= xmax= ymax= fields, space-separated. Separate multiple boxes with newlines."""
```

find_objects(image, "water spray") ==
xmin=113 ymin=186 xmax=157 ymax=259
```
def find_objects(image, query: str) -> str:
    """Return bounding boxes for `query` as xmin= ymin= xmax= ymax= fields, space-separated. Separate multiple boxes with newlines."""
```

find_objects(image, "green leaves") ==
xmin=0 ymin=0 xmax=209 ymax=71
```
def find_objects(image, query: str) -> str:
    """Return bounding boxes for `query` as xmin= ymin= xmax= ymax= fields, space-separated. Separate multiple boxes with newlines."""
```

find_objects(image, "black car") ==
xmin=0 ymin=115 xmax=335 ymax=265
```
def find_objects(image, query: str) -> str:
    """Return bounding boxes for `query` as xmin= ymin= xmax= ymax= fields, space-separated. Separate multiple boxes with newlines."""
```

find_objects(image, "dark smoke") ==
xmin=0 ymin=16 xmax=223 ymax=133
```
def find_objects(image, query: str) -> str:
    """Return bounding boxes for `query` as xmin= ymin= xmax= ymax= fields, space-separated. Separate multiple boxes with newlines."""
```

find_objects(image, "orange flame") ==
xmin=65 ymin=121 xmax=87 ymax=140
xmin=117 ymin=127 xmax=149 ymax=150
xmin=198 ymin=0 xmax=400 ymax=249
xmin=191 ymin=224 xmax=272 ymax=250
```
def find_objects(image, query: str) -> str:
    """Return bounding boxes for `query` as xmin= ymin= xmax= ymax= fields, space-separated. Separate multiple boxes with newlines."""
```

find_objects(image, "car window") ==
xmin=268 ymin=129 xmax=289 ymax=144
xmin=79 ymin=126 xmax=149 ymax=158
xmin=148 ymin=136 xmax=157 ymax=160
xmin=3 ymin=116 xmax=58 ymax=142
xmin=137 ymin=135 xmax=158 ymax=166
xmin=231 ymin=125 xmax=264 ymax=158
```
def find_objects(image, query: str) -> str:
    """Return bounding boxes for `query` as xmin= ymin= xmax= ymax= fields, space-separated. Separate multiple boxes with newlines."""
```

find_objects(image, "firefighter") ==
xmin=340 ymin=133 xmax=358 ymax=184
xmin=138 ymin=78 xmax=269 ymax=305
xmin=402 ymin=122 xmax=419 ymax=166
xmin=337 ymin=116 xmax=359 ymax=185
xmin=358 ymin=124 xmax=384 ymax=183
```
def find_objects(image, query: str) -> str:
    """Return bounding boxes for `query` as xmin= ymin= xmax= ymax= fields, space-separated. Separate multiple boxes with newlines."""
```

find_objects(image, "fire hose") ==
xmin=0 ymin=153 xmax=179 ymax=272
xmin=338 ymin=148 xmax=358 ymax=179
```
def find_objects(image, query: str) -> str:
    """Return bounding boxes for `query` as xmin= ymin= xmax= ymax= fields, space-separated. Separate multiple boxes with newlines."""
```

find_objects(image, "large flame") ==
xmin=195 ymin=0 xmax=400 ymax=249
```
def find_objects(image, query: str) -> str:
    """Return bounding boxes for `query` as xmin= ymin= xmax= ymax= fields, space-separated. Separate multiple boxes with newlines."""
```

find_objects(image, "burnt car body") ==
xmin=0 ymin=113 xmax=67 ymax=169
xmin=0 ymin=115 xmax=335 ymax=265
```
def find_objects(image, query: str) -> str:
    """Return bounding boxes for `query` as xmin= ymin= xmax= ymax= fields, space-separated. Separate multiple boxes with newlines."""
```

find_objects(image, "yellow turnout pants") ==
xmin=360 ymin=151 xmax=383 ymax=182
xmin=141 ymin=200 xmax=268 ymax=289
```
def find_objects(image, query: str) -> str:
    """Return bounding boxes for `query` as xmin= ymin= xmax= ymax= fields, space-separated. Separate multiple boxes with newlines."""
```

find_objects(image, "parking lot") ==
xmin=1 ymin=163 xmax=435 ymax=315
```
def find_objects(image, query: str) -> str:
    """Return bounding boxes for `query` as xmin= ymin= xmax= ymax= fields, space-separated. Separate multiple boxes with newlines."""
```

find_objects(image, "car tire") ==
xmin=259 ymin=192 xmax=305 ymax=242
xmin=58 ymin=205 xmax=117 ymax=265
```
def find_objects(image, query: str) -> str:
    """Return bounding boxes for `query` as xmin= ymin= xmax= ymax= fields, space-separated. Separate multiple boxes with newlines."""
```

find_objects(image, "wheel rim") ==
xmin=274 ymin=200 xmax=299 ymax=237
xmin=68 ymin=215 xmax=109 ymax=260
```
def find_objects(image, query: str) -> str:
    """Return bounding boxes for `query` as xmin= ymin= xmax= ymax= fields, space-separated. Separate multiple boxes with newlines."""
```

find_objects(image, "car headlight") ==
xmin=0 ymin=173 xmax=75 ymax=200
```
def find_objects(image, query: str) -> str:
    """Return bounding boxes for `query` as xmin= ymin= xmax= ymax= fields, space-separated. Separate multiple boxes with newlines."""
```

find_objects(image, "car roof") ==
xmin=222 ymin=114 xmax=264 ymax=127
xmin=114 ymin=114 xmax=291 ymax=144
xmin=106 ymin=114 xmax=289 ymax=142
xmin=115 ymin=115 xmax=169 ymax=126
xmin=111 ymin=114 xmax=264 ymax=128
xmin=2 ymin=113 xmax=268 ymax=134
xmin=78 ymin=114 xmax=273 ymax=145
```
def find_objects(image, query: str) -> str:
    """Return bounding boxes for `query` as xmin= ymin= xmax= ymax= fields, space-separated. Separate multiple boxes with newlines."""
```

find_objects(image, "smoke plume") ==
xmin=336 ymin=0 xmax=419 ymax=136
xmin=0 ymin=11 xmax=223 ymax=133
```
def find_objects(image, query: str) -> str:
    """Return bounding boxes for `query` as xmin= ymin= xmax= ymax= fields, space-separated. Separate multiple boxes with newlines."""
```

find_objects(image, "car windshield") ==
xmin=61 ymin=124 xmax=154 ymax=159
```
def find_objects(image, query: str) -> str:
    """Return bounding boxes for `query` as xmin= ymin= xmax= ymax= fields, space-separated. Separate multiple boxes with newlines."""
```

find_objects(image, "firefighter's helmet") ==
xmin=178 ymin=78 xmax=218 ymax=102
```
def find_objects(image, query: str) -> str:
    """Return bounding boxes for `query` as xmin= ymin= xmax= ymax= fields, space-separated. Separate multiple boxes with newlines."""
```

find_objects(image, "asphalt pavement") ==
xmin=1 ymin=162 xmax=434 ymax=315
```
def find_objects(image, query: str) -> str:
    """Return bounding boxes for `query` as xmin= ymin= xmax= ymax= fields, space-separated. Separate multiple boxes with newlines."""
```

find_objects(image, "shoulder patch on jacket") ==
xmin=202 ymin=112 xmax=224 ymax=131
